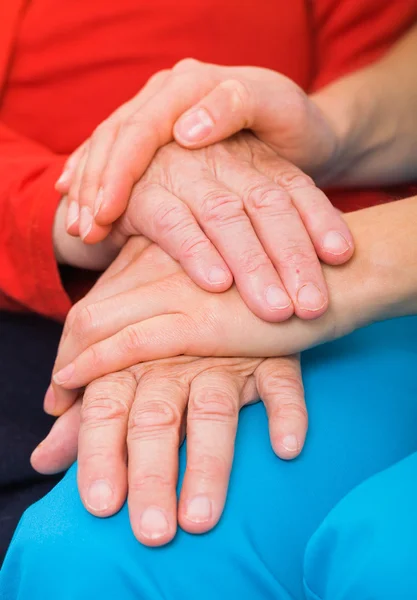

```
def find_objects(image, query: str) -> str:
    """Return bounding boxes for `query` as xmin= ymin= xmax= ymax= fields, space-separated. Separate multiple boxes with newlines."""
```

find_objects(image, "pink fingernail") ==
xmin=185 ymin=495 xmax=212 ymax=523
xmin=79 ymin=206 xmax=93 ymax=240
xmin=322 ymin=231 xmax=351 ymax=255
xmin=282 ymin=434 xmax=299 ymax=452
xmin=53 ymin=362 xmax=75 ymax=385
xmin=176 ymin=108 xmax=214 ymax=142
xmin=208 ymin=266 xmax=229 ymax=285
xmin=297 ymin=283 xmax=326 ymax=311
xmin=67 ymin=201 xmax=79 ymax=229
xmin=43 ymin=385 xmax=56 ymax=414
xmin=140 ymin=507 xmax=169 ymax=540
xmin=265 ymin=285 xmax=291 ymax=310
xmin=56 ymin=170 xmax=70 ymax=188
xmin=93 ymin=187 xmax=104 ymax=218
xmin=87 ymin=479 xmax=114 ymax=512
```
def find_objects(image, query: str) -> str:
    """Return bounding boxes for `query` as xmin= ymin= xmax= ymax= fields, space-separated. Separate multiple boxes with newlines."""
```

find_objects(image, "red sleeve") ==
xmin=0 ymin=122 xmax=73 ymax=322
xmin=311 ymin=0 xmax=417 ymax=90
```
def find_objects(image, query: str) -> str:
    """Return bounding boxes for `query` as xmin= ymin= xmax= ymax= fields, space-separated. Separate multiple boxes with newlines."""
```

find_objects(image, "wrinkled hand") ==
xmin=67 ymin=134 xmax=353 ymax=321
xmin=57 ymin=59 xmax=341 ymax=238
xmin=34 ymin=353 xmax=307 ymax=546
xmin=48 ymin=236 xmax=347 ymax=419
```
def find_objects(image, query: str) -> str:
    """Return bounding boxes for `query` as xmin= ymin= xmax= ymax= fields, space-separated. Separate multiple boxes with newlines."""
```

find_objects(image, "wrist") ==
xmin=326 ymin=199 xmax=417 ymax=337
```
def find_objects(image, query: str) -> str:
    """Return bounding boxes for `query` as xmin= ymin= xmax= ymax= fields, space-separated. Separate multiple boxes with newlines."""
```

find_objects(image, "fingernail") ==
xmin=208 ymin=266 xmax=229 ymax=285
xmin=87 ymin=479 xmax=114 ymax=512
xmin=79 ymin=206 xmax=93 ymax=240
xmin=322 ymin=231 xmax=350 ymax=255
xmin=297 ymin=283 xmax=326 ymax=311
xmin=67 ymin=200 xmax=79 ymax=229
xmin=176 ymin=108 xmax=214 ymax=142
xmin=93 ymin=187 xmax=104 ymax=217
xmin=185 ymin=495 xmax=212 ymax=523
xmin=43 ymin=385 xmax=56 ymax=414
xmin=282 ymin=434 xmax=299 ymax=452
xmin=56 ymin=169 xmax=70 ymax=188
xmin=53 ymin=362 xmax=75 ymax=385
xmin=140 ymin=507 xmax=169 ymax=539
xmin=265 ymin=285 xmax=291 ymax=310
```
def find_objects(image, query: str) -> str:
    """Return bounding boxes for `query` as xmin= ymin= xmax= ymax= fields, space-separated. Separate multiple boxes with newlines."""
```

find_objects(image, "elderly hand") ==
xmin=56 ymin=59 xmax=342 ymax=234
xmin=65 ymin=134 xmax=353 ymax=322
xmin=34 ymin=352 xmax=306 ymax=546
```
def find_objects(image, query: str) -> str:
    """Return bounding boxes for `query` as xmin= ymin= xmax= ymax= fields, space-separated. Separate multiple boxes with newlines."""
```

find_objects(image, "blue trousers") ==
xmin=1 ymin=317 xmax=417 ymax=599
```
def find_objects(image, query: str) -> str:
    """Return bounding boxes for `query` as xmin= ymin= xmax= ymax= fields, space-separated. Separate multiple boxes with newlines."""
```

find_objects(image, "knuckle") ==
xmin=129 ymin=472 xmax=174 ymax=494
xmin=189 ymin=390 xmax=238 ymax=422
xmin=186 ymin=453 xmax=229 ymax=482
xmin=64 ymin=303 xmax=81 ymax=334
xmin=71 ymin=304 xmax=98 ymax=340
xmin=219 ymin=78 xmax=251 ymax=113
xmin=245 ymin=184 xmax=291 ymax=214
xmin=178 ymin=234 xmax=212 ymax=261
xmin=120 ymin=325 xmax=145 ymax=354
xmin=200 ymin=190 xmax=244 ymax=225
xmin=153 ymin=201 xmax=188 ymax=236
xmin=262 ymin=371 xmax=304 ymax=399
xmin=172 ymin=57 xmax=201 ymax=73
xmin=273 ymin=400 xmax=308 ymax=424
xmin=128 ymin=400 xmax=182 ymax=439
xmin=239 ymin=247 xmax=271 ymax=275
xmin=279 ymin=244 xmax=317 ymax=269
xmin=277 ymin=170 xmax=315 ymax=191
xmin=81 ymin=381 xmax=133 ymax=427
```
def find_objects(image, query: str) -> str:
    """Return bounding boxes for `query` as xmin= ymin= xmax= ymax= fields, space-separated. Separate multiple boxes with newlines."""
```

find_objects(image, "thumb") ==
xmin=31 ymin=399 xmax=81 ymax=475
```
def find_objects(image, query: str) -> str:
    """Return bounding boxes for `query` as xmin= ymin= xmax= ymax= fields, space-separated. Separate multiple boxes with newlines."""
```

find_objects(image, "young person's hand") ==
xmin=64 ymin=134 xmax=354 ymax=322
xmin=34 ymin=353 xmax=306 ymax=546
xmin=50 ymin=197 xmax=417 ymax=413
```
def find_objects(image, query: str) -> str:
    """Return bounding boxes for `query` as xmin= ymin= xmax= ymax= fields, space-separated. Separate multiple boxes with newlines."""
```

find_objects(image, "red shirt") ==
xmin=0 ymin=0 xmax=416 ymax=321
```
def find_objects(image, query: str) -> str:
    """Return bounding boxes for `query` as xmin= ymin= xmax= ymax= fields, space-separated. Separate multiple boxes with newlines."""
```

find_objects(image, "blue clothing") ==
xmin=1 ymin=317 xmax=417 ymax=599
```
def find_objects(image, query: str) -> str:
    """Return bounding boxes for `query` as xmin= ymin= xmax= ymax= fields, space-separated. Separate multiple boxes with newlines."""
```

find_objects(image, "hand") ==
xmin=56 ymin=59 xmax=341 ymax=238
xmin=48 ymin=235 xmax=352 ymax=417
xmin=67 ymin=134 xmax=353 ymax=322
xmin=34 ymin=353 xmax=307 ymax=546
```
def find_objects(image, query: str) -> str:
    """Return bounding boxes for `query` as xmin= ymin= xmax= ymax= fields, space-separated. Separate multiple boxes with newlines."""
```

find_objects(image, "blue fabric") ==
xmin=1 ymin=317 xmax=417 ymax=600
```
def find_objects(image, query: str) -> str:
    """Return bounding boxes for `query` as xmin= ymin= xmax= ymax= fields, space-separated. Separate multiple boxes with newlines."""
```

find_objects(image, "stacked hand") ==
xmin=33 ymin=237 xmax=308 ymax=546
xmin=41 ymin=61 xmax=358 ymax=546
xmin=56 ymin=62 xmax=354 ymax=321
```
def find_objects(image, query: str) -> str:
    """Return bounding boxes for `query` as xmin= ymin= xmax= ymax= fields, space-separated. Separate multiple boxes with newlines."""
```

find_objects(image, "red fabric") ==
xmin=0 ymin=0 xmax=416 ymax=321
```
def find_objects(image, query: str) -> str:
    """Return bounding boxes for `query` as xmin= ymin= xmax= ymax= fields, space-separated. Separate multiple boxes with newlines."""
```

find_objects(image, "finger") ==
xmin=31 ymin=398 xmax=82 ymax=474
xmin=52 ymin=313 xmax=192 ymax=391
xmin=222 ymin=161 xmax=328 ymax=319
xmin=178 ymin=369 xmax=240 ymax=534
xmin=77 ymin=71 xmax=173 ymax=241
xmin=177 ymin=177 xmax=293 ymax=322
xmin=48 ymin=240 xmax=173 ymax=417
xmin=127 ymin=372 xmax=188 ymax=546
xmin=56 ymin=276 xmax=191 ymax=377
xmin=126 ymin=184 xmax=232 ymax=291
xmin=255 ymin=355 xmax=307 ymax=460
xmin=77 ymin=371 xmax=136 ymax=517
xmin=257 ymin=157 xmax=354 ymax=266
xmin=56 ymin=142 xmax=88 ymax=194
xmin=67 ymin=143 xmax=112 ymax=241
xmin=174 ymin=78 xmax=256 ymax=147
xmin=94 ymin=65 xmax=224 ymax=226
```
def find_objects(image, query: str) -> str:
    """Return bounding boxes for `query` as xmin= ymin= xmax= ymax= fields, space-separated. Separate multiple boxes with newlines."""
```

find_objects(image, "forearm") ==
xmin=326 ymin=197 xmax=417 ymax=339
xmin=312 ymin=23 xmax=417 ymax=186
